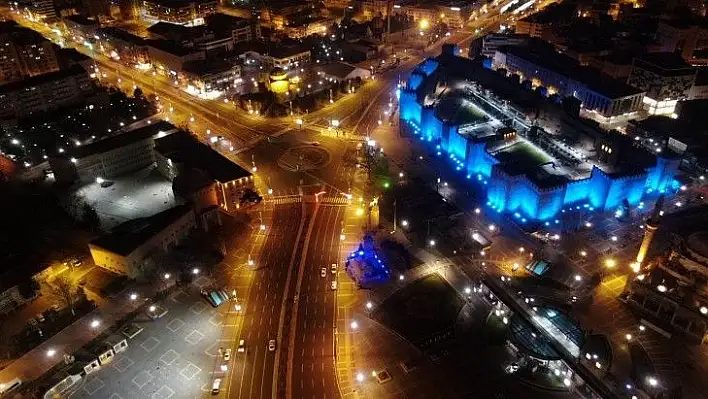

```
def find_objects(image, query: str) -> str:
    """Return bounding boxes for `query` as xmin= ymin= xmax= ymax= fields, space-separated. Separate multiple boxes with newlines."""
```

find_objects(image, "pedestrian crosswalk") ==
xmin=269 ymin=195 xmax=302 ymax=205
xmin=319 ymin=197 xmax=350 ymax=205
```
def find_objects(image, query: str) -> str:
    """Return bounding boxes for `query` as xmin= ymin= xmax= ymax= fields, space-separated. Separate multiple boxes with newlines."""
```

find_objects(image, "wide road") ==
xmin=288 ymin=203 xmax=344 ymax=399
xmin=225 ymin=203 xmax=304 ymax=399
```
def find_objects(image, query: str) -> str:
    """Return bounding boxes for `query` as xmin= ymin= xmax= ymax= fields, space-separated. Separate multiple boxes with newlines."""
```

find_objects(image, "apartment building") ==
xmin=51 ymin=121 xmax=179 ymax=183
xmin=0 ymin=21 xmax=61 ymax=83
xmin=626 ymin=53 xmax=697 ymax=115
xmin=96 ymin=27 xmax=150 ymax=65
xmin=142 ymin=0 xmax=218 ymax=25
xmin=182 ymin=59 xmax=240 ymax=93
xmin=0 ymin=64 xmax=95 ymax=119
xmin=146 ymin=39 xmax=205 ymax=74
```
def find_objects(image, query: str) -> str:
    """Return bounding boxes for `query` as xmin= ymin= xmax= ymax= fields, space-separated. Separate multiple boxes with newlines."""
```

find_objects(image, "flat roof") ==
xmin=70 ymin=121 xmax=177 ymax=159
xmin=90 ymin=204 xmax=192 ymax=256
xmin=154 ymin=130 xmax=251 ymax=183
xmin=64 ymin=14 xmax=99 ymax=26
xmin=502 ymin=45 xmax=643 ymax=99
xmin=146 ymin=39 xmax=202 ymax=57
xmin=317 ymin=61 xmax=358 ymax=79
xmin=633 ymin=52 xmax=696 ymax=75
xmin=268 ymin=45 xmax=310 ymax=60
xmin=183 ymin=59 xmax=235 ymax=76
xmin=0 ymin=64 xmax=87 ymax=94
xmin=97 ymin=27 xmax=146 ymax=45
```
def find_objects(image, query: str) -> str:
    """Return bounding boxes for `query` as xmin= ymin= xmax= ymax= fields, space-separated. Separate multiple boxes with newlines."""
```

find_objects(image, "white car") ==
xmin=237 ymin=339 xmax=246 ymax=353
xmin=268 ymin=339 xmax=276 ymax=352
xmin=223 ymin=348 xmax=231 ymax=361
xmin=320 ymin=268 xmax=327 ymax=277
xmin=330 ymin=281 xmax=337 ymax=290
xmin=331 ymin=263 xmax=337 ymax=274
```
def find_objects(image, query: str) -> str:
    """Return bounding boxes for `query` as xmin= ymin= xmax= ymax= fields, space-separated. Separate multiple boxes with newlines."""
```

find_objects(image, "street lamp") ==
xmin=260 ymin=224 xmax=266 ymax=231
xmin=163 ymin=273 xmax=171 ymax=280
xmin=429 ymin=239 xmax=436 ymax=247
xmin=192 ymin=268 xmax=200 ymax=275
xmin=401 ymin=220 xmax=409 ymax=227
xmin=149 ymin=305 xmax=156 ymax=312
xmin=129 ymin=293 xmax=137 ymax=300
xmin=605 ymin=259 xmax=616 ymax=268
xmin=464 ymin=287 xmax=471 ymax=294
xmin=356 ymin=372 xmax=365 ymax=383
xmin=574 ymin=274 xmax=582 ymax=282
xmin=399 ymin=274 xmax=405 ymax=281
xmin=90 ymin=319 xmax=100 ymax=328
xmin=366 ymin=302 xmax=373 ymax=310
xmin=46 ymin=348 xmax=56 ymax=357
xmin=350 ymin=320 xmax=358 ymax=329
xmin=647 ymin=376 xmax=659 ymax=387
xmin=96 ymin=176 xmax=105 ymax=184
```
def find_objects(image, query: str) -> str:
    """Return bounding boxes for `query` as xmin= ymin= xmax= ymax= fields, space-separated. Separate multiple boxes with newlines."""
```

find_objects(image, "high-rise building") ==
xmin=0 ymin=21 xmax=61 ymax=83
xmin=27 ymin=0 xmax=57 ymax=21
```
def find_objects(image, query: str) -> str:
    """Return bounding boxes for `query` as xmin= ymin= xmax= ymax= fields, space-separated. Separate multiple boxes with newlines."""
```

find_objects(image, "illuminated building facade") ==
xmin=0 ymin=22 xmax=61 ymax=83
xmin=626 ymin=53 xmax=696 ymax=116
xmin=141 ymin=0 xmax=217 ymax=25
xmin=399 ymin=46 xmax=680 ymax=222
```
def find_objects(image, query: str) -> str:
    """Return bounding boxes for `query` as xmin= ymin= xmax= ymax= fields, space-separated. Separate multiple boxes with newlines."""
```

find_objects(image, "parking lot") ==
xmin=68 ymin=284 xmax=226 ymax=399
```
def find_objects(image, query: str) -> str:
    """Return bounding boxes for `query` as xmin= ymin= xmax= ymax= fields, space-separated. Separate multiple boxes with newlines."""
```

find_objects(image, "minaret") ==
xmin=634 ymin=195 xmax=664 ymax=269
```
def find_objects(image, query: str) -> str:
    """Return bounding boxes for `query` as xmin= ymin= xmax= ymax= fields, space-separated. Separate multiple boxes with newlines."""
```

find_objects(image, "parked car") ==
xmin=211 ymin=378 xmax=221 ymax=395
xmin=223 ymin=348 xmax=231 ymax=361
xmin=331 ymin=263 xmax=337 ymax=274
xmin=237 ymin=339 xmax=246 ymax=353
xmin=268 ymin=339 xmax=276 ymax=352
xmin=330 ymin=281 xmax=337 ymax=291
xmin=35 ymin=313 xmax=45 ymax=323
xmin=320 ymin=268 xmax=326 ymax=277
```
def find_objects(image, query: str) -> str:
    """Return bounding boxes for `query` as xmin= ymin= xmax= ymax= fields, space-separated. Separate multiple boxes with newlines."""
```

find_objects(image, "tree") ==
xmin=82 ymin=203 xmax=101 ymax=231
xmin=17 ymin=277 xmax=40 ymax=300
xmin=52 ymin=276 xmax=80 ymax=316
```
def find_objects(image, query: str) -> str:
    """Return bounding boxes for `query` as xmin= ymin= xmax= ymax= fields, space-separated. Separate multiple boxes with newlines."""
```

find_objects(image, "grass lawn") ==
xmin=498 ymin=141 xmax=552 ymax=169
xmin=372 ymin=274 xmax=464 ymax=345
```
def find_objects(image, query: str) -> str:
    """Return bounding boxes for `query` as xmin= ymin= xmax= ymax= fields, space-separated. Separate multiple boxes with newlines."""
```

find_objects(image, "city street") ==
xmin=289 ymin=204 xmax=344 ymax=399
xmin=222 ymin=203 xmax=304 ymax=399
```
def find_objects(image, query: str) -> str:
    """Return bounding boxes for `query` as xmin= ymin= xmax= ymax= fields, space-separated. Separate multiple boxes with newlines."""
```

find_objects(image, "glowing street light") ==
xmin=259 ymin=224 xmax=266 ymax=231
xmin=90 ymin=319 xmax=100 ymax=328
xmin=46 ymin=349 xmax=56 ymax=357
xmin=96 ymin=176 xmax=105 ymax=184
xmin=647 ymin=376 xmax=659 ymax=387
xmin=149 ymin=305 xmax=156 ymax=312
xmin=401 ymin=220 xmax=409 ymax=227
xmin=129 ymin=293 xmax=138 ymax=300
xmin=605 ymin=259 xmax=616 ymax=268
xmin=192 ymin=268 xmax=200 ymax=275
xmin=488 ymin=224 xmax=496 ymax=231
xmin=625 ymin=333 xmax=633 ymax=341
xmin=700 ymin=306 xmax=707 ymax=315
xmin=356 ymin=372 xmax=365 ymax=382
xmin=429 ymin=239 xmax=436 ymax=247
xmin=366 ymin=302 xmax=373 ymax=310
xmin=163 ymin=273 xmax=171 ymax=279
xmin=350 ymin=320 xmax=358 ymax=329
xmin=574 ymin=274 xmax=582 ymax=282
xmin=464 ymin=287 xmax=471 ymax=294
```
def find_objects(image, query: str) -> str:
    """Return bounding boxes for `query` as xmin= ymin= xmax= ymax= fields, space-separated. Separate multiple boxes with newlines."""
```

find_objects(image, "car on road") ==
xmin=211 ymin=378 xmax=221 ymax=394
xmin=35 ymin=313 xmax=45 ymax=323
xmin=223 ymin=348 xmax=231 ymax=361
xmin=320 ymin=267 xmax=326 ymax=277
xmin=237 ymin=339 xmax=246 ymax=353
xmin=330 ymin=281 xmax=337 ymax=290
xmin=268 ymin=339 xmax=276 ymax=352
xmin=331 ymin=263 xmax=337 ymax=274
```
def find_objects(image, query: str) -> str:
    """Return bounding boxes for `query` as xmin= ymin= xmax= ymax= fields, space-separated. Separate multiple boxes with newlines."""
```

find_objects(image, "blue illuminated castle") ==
xmin=399 ymin=44 xmax=680 ymax=222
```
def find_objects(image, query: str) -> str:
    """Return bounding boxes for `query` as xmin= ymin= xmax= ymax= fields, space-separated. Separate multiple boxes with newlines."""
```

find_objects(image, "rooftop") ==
xmin=316 ymin=61 xmax=358 ymax=79
xmin=0 ymin=64 xmax=87 ymax=94
xmin=268 ymin=44 xmax=310 ymax=60
xmin=146 ymin=39 xmax=202 ymax=57
xmin=70 ymin=121 xmax=177 ymax=159
xmin=632 ymin=52 xmax=696 ymax=76
xmin=501 ymin=44 xmax=643 ymax=99
xmin=154 ymin=130 xmax=252 ymax=183
xmin=97 ymin=27 xmax=146 ymax=45
xmin=182 ymin=59 xmax=236 ymax=76
xmin=90 ymin=205 xmax=193 ymax=256
xmin=64 ymin=14 xmax=99 ymax=26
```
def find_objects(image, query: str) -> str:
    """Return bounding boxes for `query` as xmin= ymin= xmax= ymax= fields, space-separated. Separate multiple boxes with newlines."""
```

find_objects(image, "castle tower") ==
xmin=634 ymin=195 xmax=664 ymax=269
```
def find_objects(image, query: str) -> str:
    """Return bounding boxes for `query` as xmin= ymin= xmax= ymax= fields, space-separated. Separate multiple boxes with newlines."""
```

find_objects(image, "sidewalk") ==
xmin=0 ymin=279 xmax=173 ymax=386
